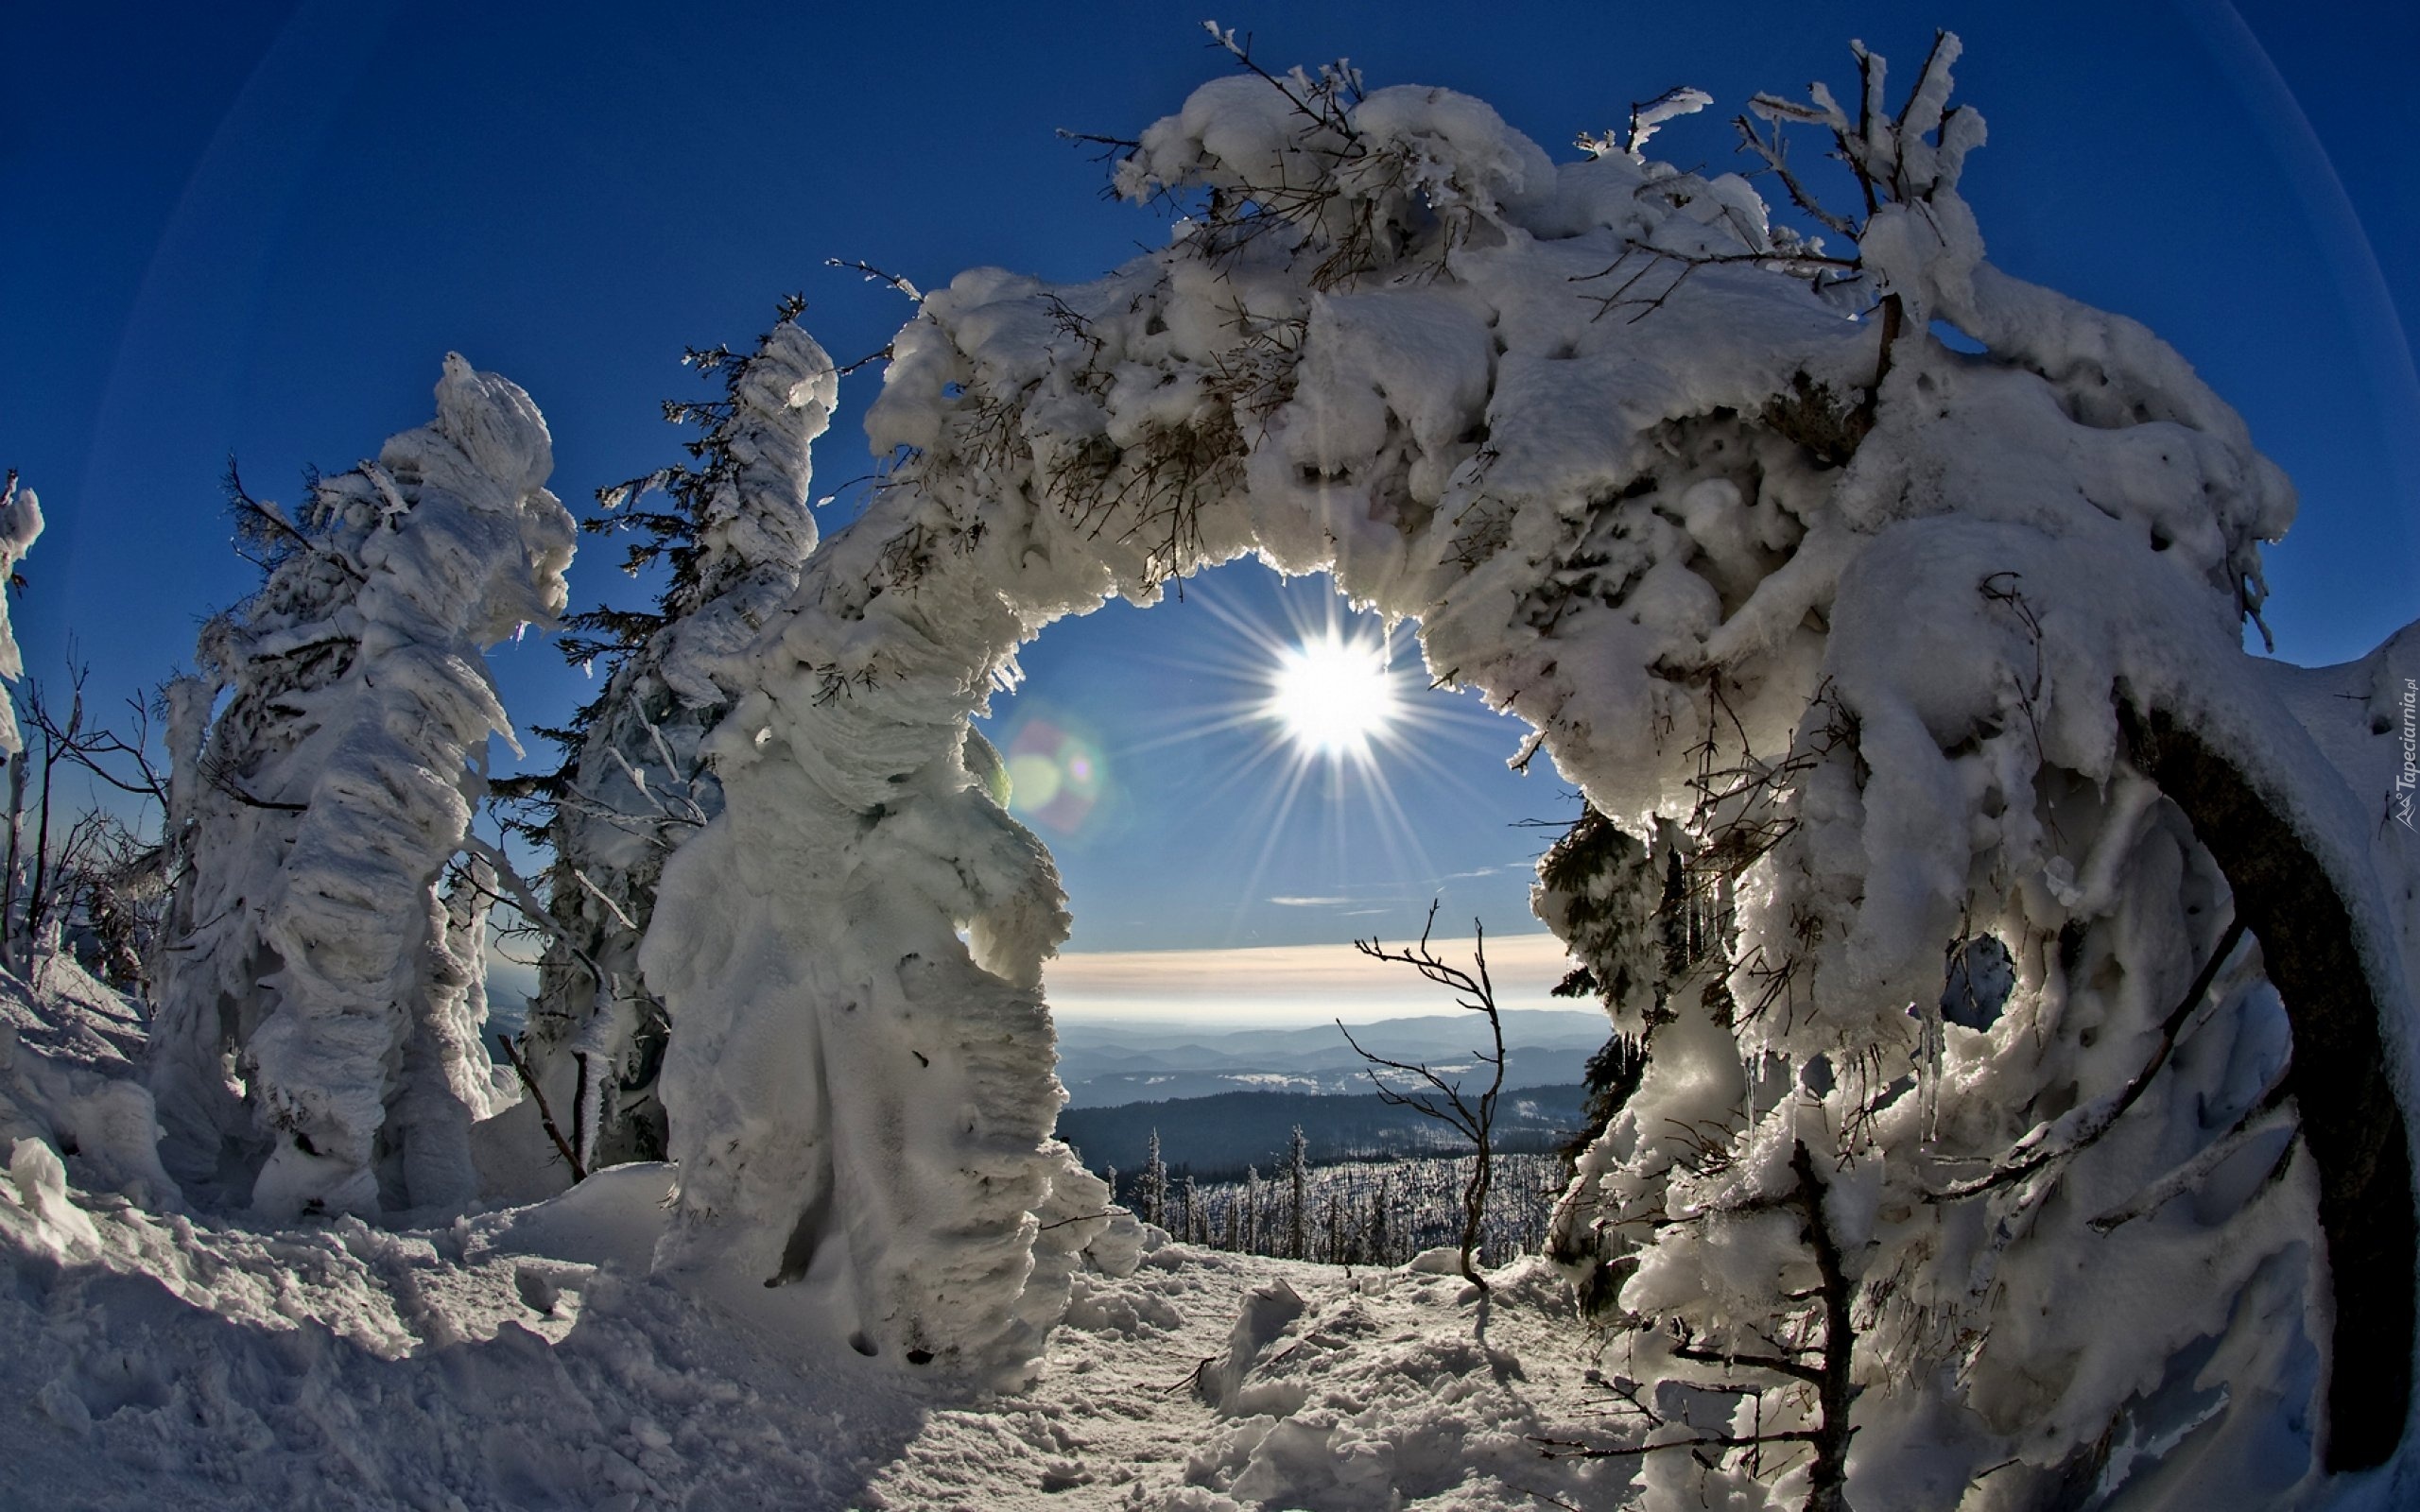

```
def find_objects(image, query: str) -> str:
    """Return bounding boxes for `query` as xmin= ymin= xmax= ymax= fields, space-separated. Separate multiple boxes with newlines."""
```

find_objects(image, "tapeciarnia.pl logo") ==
xmin=2395 ymin=677 xmax=2417 ymax=831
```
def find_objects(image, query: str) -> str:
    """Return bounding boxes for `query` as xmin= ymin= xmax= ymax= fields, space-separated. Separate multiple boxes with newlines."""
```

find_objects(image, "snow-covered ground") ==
xmin=2 ymin=960 xmax=1630 ymax=1511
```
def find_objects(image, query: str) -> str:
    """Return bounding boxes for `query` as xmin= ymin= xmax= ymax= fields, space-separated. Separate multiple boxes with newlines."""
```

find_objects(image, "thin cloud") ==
xmin=1268 ymin=894 xmax=1354 ymax=907
xmin=1043 ymin=933 xmax=1578 ymax=1024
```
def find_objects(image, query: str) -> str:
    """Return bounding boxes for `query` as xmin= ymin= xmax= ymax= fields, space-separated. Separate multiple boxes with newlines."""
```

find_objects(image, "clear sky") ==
xmin=4 ymin=2 xmax=2415 ymax=988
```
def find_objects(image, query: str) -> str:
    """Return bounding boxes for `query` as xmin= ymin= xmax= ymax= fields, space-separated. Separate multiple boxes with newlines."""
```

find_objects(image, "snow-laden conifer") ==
xmin=1131 ymin=1126 xmax=1167 ymax=1229
xmin=148 ymin=355 xmax=574 ymax=1219
xmin=490 ymin=305 xmax=837 ymax=1182
xmin=0 ymin=471 xmax=43 ymax=758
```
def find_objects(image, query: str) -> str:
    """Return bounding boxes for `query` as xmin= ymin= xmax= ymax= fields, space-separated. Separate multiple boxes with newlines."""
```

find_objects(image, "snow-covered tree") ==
xmin=147 ymin=354 xmax=575 ymax=1220
xmin=0 ymin=471 xmax=43 ymax=760
xmin=0 ymin=470 xmax=47 ymax=968
xmin=635 ymin=29 xmax=2417 ymax=1494
xmin=1130 ymin=1126 xmax=1168 ymax=1229
xmin=490 ymin=304 xmax=837 ymax=1183
xmin=1285 ymin=1124 xmax=1308 ymax=1259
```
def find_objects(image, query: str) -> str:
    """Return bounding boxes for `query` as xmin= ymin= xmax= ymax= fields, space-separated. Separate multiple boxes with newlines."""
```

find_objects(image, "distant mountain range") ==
xmin=1053 ymin=1007 xmax=1609 ymax=1108
xmin=1056 ymin=1084 xmax=1590 ymax=1182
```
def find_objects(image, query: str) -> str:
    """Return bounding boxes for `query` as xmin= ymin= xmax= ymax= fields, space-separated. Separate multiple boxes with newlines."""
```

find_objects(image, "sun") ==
xmin=1267 ymin=628 xmax=1401 ymax=759
xmin=1044 ymin=568 xmax=1529 ymax=935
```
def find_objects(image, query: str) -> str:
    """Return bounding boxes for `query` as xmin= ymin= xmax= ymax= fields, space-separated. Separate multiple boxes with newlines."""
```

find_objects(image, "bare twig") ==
xmin=2089 ymin=1070 xmax=2295 ymax=1233
xmin=824 ymin=258 xmax=923 ymax=302
xmin=458 ymin=833 xmax=608 ymax=989
xmin=1931 ymin=914 xmax=2249 ymax=1203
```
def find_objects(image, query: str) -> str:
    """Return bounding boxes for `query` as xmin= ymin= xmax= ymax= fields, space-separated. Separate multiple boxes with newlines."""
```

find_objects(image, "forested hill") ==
xmin=1057 ymin=1084 xmax=1588 ymax=1181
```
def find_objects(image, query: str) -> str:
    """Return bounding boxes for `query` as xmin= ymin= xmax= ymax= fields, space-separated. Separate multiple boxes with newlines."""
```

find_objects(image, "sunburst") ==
xmin=1061 ymin=570 xmax=1530 ymax=941
xmin=1266 ymin=624 xmax=1402 ymax=760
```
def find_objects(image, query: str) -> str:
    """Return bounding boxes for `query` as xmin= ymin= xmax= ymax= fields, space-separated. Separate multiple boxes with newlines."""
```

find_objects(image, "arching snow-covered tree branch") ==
xmin=632 ymin=35 xmax=2416 ymax=1496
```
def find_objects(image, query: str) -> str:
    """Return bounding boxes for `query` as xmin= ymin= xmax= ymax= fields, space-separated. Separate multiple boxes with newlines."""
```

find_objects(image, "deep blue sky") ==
xmin=5 ymin=2 xmax=2414 ymax=955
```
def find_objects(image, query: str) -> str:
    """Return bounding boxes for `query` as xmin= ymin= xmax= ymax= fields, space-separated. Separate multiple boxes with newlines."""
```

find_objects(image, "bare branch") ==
xmin=457 ymin=833 xmax=609 ymax=991
xmin=825 ymin=258 xmax=923 ymax=302
xmin=1930 ymin=914 xmax=2249 ymax=1203
xmin=497 ymin=1033 xmax=586 ymax=1182
xmin=1345 ymin=902 xmax=1506 ymax=1290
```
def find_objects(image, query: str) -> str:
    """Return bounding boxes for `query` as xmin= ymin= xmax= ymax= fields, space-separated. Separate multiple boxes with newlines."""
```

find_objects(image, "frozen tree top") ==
xmin=0 ymin=472 xmax=43 ymax=753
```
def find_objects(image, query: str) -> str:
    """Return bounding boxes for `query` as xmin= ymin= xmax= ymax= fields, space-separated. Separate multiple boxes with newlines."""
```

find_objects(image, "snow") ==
xmin=600 ymin=34 xmax=2420 ymax=1496
xmin=2 ymin=958 xmax=179 ymax=1254
xmin=1 ymin=967 xmax=1637 ymax=1511
xmin=645 ymin=43 xmax=1891 ymax=1385
xmin=0 ymin=470 xmax=43 ymax=752
xmin=4 ymin=31 xmax=2416 ymax=1508
xmin=764 ymin=44 xmax=2420 ymax=1510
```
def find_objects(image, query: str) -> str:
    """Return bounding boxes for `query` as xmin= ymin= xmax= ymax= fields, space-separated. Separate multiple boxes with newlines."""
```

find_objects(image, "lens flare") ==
xmin=1004 ymin=717 xmax=1105 ymax=835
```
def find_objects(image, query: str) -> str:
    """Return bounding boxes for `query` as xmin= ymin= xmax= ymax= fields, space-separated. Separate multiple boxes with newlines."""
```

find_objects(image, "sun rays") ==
xmin=1048 ymin=567 xmax=1538 ymax=942
xmin=1267 ymin=624 xmax=1401 ymax=759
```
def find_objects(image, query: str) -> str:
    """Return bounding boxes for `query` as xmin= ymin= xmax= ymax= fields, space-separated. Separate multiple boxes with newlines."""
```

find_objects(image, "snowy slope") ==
xmin=0 ymin=958 xmax=1640 ymax=1510
xmin=11 ymin=956 xmax=2368 ymax=1509
xmin=1 ymin=1091 xmax=1618 ymax=1510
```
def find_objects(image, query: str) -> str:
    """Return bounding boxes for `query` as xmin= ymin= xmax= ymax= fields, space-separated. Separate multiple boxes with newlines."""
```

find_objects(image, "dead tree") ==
xmin=1343 ymin=903 xmax=1507 ymax=1290
xmin=1285 ymin=1124 xmax=1309 ymax=1260
xmin=8 ymin=665 xmax=177 ymax=984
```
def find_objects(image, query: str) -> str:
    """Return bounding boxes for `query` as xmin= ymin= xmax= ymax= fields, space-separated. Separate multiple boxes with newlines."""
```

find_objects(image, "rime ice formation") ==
xmin=639 ymin=35 xmax=2418 ymax=1495
xmin=147 ymin=355 xmax=575 ymax=1222
xmin=0 ymin=471 xmax=44 ymax=756
xmin=496 ymin=318 xmax=838 ymax=1188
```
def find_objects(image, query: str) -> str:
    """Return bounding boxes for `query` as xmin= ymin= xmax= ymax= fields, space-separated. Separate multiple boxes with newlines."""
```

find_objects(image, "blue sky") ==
xmin=4 ymin=1 xmax=2414 ymax=972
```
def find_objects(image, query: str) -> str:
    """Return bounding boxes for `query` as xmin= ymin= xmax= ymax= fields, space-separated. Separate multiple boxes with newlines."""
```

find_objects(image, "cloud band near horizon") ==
xmin=1041 ymin=932 xmax=1578 ymax=1024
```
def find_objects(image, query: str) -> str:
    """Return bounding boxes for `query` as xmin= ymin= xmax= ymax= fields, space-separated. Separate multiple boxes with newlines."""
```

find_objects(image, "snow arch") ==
xmin=643 ymin=43 xmax=2417 ymax=1486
